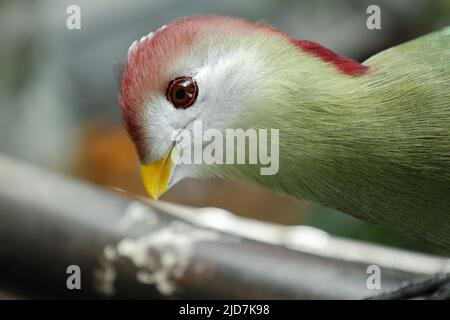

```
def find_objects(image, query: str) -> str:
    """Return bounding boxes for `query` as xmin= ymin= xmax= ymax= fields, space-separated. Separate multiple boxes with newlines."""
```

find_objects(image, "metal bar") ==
xmin=0 ymin=155 xmax=448 ymax=299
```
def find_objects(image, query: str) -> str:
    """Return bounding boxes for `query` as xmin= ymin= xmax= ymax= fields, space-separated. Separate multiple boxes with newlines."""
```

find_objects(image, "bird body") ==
xmin=119 ymin=16 xmax=450 ymax=249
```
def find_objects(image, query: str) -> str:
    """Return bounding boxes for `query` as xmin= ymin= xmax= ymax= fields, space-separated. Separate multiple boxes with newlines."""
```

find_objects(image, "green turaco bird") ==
xmin=119 ymin=16 xmax=450 ymax=249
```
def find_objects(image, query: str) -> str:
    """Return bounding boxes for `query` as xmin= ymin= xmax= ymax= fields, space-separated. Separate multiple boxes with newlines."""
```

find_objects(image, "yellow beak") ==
xmin=140 ymin=151 xmax=173 ymax=200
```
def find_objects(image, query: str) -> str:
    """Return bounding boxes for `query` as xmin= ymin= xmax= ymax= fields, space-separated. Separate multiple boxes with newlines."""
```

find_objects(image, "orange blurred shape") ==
xmin=74 ymin=121 xmax=145 ymax=195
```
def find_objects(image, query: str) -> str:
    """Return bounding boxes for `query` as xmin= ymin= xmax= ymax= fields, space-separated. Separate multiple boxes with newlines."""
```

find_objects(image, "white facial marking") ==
xmin=138 ymin=35 xmax=271 ymax=187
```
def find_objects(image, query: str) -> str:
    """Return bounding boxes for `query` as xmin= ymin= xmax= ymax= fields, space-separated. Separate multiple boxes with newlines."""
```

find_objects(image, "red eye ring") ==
xmin=166 ymin=77 xmax=198 ymax=109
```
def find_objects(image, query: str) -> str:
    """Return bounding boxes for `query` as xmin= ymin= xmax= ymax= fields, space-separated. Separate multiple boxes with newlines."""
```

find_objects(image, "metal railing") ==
xmin=0 ymin=155 xmax=448 ymax=299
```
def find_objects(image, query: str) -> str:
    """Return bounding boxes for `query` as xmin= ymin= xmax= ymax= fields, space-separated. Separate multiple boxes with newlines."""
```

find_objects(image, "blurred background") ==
xmin=0 ymin=0 xmax=449 ymax=255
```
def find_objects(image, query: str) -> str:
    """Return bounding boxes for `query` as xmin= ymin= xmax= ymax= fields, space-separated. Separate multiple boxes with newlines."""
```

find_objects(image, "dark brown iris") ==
xmin=166 ymin=77 xmax=198 ymax=109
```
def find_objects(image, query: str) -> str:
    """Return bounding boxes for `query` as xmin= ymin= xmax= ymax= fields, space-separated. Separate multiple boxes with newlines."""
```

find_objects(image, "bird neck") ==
xmin=244 ymin=70 xmax=379 ymax=206
xmin=222 ymin=58 xmax=450 ymax=248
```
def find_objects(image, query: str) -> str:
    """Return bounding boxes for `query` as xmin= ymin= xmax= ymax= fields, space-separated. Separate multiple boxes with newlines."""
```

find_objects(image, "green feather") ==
xmin=204 ymin=27 xmax=450 ymax=249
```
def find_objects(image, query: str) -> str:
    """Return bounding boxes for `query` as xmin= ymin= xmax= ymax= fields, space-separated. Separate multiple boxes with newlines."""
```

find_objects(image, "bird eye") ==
xmin=166 ymin=77 xmax=198 ymax=109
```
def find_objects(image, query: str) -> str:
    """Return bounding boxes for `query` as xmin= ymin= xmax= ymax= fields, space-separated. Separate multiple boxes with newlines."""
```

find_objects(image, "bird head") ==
xmin=118 ymin=16 xmax=367 ymax=199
